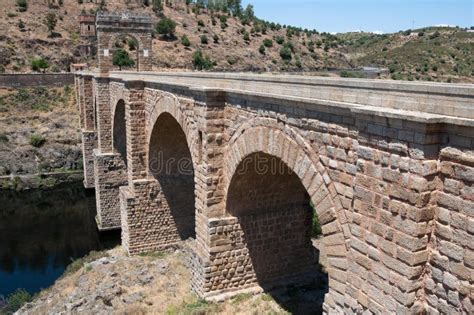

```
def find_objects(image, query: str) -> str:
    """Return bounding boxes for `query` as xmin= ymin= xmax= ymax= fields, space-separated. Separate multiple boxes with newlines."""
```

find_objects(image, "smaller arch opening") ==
xmin=149 ymin=113 xmax=196 ymax=240
xmin=227 ymin=152 xmax=328 ymax=313
xmin=113 ymin=100 xmax=127 ymax=167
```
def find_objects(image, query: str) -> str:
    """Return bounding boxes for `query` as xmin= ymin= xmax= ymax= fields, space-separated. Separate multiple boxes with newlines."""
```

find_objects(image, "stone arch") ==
xmin=112 ymin=99 xmax=127 ymax=166
xmin=107 ymin=34 xmax=141 ymax=71
xmin=96 ymin=13 xmax=153 ymax=73
xmin=148 ymin=111 xmax=196 ymax=240
xmin=225 ymin=118 xmax=348 ymax=233
xmin=147 ymin=92 xmax=201 ymax=170
xmin=224 ymin=123 xmax=349 ymax=308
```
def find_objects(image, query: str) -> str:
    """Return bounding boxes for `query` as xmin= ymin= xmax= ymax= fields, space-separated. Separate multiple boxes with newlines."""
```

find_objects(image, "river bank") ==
xmin=17 ymin=240 xmax=328 ymax=315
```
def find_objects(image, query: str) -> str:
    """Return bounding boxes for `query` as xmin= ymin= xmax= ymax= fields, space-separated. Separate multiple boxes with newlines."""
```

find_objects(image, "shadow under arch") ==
xmin=227 ymin=151 xmax=328 ymax=314
xmin=148 ymin=112 xmax=196 ymax=239
xmin=112 ymin=99 xmax=127 ymax=167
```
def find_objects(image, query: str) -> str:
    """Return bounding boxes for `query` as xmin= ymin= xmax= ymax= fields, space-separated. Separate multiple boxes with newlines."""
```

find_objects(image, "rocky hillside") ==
xmin=1 ymin=0 xmax=472 ymax=82
xmin=0 ymin=85 xmax=82 ymax=187
xmin=15 ymin=240 xmax=328 ymax=314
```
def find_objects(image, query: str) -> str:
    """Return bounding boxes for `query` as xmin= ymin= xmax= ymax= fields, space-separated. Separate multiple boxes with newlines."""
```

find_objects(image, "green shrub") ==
xmin=312 ymin=213 xmax=322 ymax=238
xmin=243 ymin=31 xmax=250 ymax=41
xmin=213 ymin=34 xmax=219 ymax=44
xmin=5 ymin=288 xmax=31 ymax=313
xmin=112 ymin=49 xmax=135 ymax=70
xmin=275 ymin=36 xmax=285 ymax=45
xmin=127 ymin=38 xmax=138 ymax=51
xmin=279 ymin=46 xmax=292 ymax=60
xmin=295 ymin=55 xmax=302 ymax=68
xmin=200 ymin=35 xmax=208 ymax=44
xmin=31 ymin=58 xmax=49 ymax=73
xmin=192 ymin=50 xmax=213 ymax=70
xmin=16 ymin=0 xmax=28 ymax=12
xmin=181 ymin=34 xmax=191 ymax=47
xmin=340 ymin=70 xmax=367 ymax=78
xmin=197 ymin=19 xmax=205 ymax=27
xmin=18 ymin=19 xmax=25 ymax=29
xmin=259 ymin=44 xmax=265 ymax=55
xmin=263 ymin=38 xmax=273 ymax=47
xmin=0 ymin=133 xmax=8 ymax=143
xmin=155 ymin=17 xmax=176 ymax=38
xmin=30 ymin=134 xmax=46 ymax=147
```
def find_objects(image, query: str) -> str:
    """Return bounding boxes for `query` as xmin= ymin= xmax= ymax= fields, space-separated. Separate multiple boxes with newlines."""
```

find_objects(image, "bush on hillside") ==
xmin=275 ymin=36 xmax=284 ymax=45
xmin=263 ymin=38 xmax=273 ymax=47
xmin=155 ymin=17 xmax=177 ymax=38
xmin=279 ymin=46 xmax=292 ymax=60
xmin=200 ymin=35 xmax=208 ymax=44
xmin=192 ymin=50 xmax=214 ymax=70
xmin=30 ymin=134 xmax=46 ymax=147
xmin=181 ymin=34 xmax=191 ymax=47
xmin=31 ymin=58 xmax=49 ymax=73
xmin=16 ymin=0 xmax=28 ymax=12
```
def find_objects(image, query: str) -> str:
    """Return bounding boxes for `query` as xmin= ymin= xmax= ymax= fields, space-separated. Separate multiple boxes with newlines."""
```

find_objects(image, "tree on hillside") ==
xmin=113 ymin=49 xmax=135 ymax=70
xmin=192 ymin=50 xmax=213 ymax=70
xmin=16 ymin=0 xmax=28 ymax=12
xmin=31 ymin=58 xmax=49 ymax=73
xmin=155 ymin=17 xmax=177 ymax=39
xmin=240 ymin=4 xmax=255 ymax=25
xmin=228 ymin=0 xmax=242 ymax=16
xmin=44 ymin=12 xmax=57 ymax=36
xmin=152 ymin=0 xmax=163 ymax=14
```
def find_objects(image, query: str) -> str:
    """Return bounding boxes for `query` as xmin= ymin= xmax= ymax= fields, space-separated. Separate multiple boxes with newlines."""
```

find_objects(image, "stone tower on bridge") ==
xmin=96 ymin=12 xmax=153 ymax=74
xmin=75 ymin=12 xmax=474 ymax=314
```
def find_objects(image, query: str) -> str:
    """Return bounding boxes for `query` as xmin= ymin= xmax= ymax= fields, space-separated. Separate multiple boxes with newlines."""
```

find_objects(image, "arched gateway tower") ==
xmin=75 ymin=12 xmax=474 ymax=314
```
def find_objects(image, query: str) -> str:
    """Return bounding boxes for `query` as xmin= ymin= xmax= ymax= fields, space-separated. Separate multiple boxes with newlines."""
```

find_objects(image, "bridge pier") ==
xmin=93 ymin=150 xmax=127 ymax=230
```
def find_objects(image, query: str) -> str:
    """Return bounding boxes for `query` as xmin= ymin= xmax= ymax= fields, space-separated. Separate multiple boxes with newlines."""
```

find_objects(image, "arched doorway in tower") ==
xmin=113 ymin=100 xmax=127 ymax=167
xmin=148 ymin=113 xmax=196 ymax=240
xmin=226 ymin=152 xmax=328 ymax=313
xmin=111 ymin=35 xmax=140 ymax=71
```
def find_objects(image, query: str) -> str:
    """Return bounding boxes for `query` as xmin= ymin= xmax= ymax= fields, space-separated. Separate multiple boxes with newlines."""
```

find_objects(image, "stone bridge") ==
xmin=73 ymin=12 xmax=473 ymax=314
xmin=75 ymin=70 xmax=474 ymax=314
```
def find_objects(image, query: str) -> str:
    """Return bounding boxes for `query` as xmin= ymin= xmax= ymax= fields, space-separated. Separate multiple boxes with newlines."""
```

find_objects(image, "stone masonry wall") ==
xmin=424 ymin=143 xmax=474 ymax=313
xmin=120 ymin=179 xmax=183 ymax=255
xmin=0 ymin=73 xmax=74 ymax=88
xmin=81 ymin=131 xmax=97 ymax=188
xmin=93 ymin=150 xmax=127 ymax=230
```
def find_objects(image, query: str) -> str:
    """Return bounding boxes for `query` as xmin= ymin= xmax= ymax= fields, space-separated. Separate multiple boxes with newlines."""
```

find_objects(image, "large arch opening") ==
xmin=113 ymin=100 xmax=127 ymax=167
xmin=227 ymin=152 xmax=328 ymax=313
xmin=148 ymin=112 xmax=196 ymax=240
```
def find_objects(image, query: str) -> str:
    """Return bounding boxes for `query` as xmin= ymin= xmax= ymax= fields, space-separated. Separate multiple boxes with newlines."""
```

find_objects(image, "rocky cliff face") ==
xmin=0 ymin=86 xmax=82 ymax=189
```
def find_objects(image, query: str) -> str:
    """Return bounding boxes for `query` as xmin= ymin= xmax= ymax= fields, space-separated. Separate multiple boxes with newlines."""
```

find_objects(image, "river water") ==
xmin=0 ymin=183 xmax=120 ymax=298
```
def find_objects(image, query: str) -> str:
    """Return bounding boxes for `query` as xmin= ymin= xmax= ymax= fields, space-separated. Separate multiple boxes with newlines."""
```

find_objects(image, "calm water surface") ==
xmin=0 ymin=183 xmax=120 ymax=297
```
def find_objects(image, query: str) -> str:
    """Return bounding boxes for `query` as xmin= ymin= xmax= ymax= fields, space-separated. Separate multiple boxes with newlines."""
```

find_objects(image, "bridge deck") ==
xmin=100 ymin=71 xmax=474 ymax=124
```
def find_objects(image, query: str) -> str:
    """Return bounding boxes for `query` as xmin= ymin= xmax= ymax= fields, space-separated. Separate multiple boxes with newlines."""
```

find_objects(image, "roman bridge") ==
xmin=74 ymin=70 xmax=474 ymax=314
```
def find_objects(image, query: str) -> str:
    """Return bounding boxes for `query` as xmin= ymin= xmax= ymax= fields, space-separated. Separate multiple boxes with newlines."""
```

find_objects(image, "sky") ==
xmin=241 ymin=0 xmax=473 ymax=34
